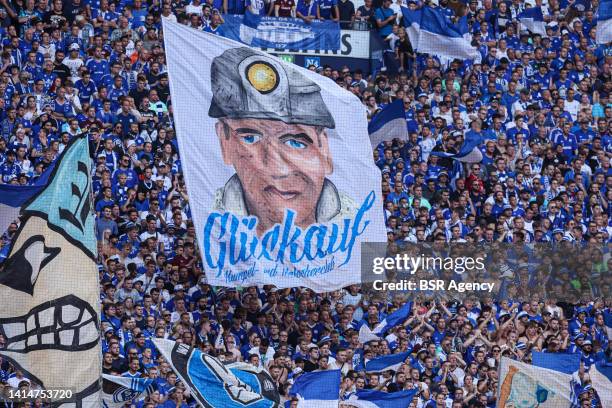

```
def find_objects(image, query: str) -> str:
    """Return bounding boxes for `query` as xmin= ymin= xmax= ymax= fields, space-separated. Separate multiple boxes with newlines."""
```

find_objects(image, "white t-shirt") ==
xmin=7 ymin=376 xmax=31 ymax=389
xmin=185 ymin=3 xmax=203 ymax=15
xmin=171 ymin=310 xmax=194 ymax=324
xmin=62 ymin=56 xmax=84 ymax=82
xmin=248 ymin=346 xmax=276 ymax=368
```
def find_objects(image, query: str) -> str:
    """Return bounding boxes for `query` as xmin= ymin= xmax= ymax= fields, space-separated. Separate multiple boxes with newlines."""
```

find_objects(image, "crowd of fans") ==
xmin=0 ymin=0 xmax=609 ymax=407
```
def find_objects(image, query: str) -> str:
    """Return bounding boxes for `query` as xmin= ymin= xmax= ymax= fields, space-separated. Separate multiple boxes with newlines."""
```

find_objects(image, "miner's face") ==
xmin=217 ymin=118 xmax=333 ymax=231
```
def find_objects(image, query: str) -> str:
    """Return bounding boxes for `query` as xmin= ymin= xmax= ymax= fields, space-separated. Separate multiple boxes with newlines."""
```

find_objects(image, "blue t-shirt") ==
xmin=132 ymin=7 xmax=148 ymax=28
xmin=374 ymin=7 xmax=394 ymax=37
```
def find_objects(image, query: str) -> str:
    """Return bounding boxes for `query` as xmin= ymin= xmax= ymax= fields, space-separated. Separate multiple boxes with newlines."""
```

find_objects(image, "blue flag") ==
xmin=102 ymin=375 xmax=156 ymax=408
xmin=532 ymin=352 xmax=581 ymax=375
xmin=402 ymin=6 xmax=479 ymax=60
xmin=368 ymin=99 xmax=408 ymax=148
xmin=518 ymin=7 xmax=546 ymax=36
xmin=347 ymin=389 xmax=418 ymax=408
xmin=221 ymin=13 xmax=340 ymax=51
xmin=0 ymin=159 xmax=56 ymax=236
xmin=153 ymin=339 xmax=280 ymax=408
xmin=365 ymin=352 xmax=410 ymax=373
xmin=289 ymin=370 xmax=340 ymax=406
xmin=359 ymin=302 xmax=413 ymax=345
xmin=431 ymin=133 xmax=483 ymax=163
xmin=374 ymin=302 xmax=412 ymax=335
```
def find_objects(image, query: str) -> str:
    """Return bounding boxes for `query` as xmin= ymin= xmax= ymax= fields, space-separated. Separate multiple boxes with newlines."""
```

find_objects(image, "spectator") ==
xmin=374 ymin=0 xmax=396 ymax=38
xmin=296 ymin=0 xmax=320 ymax=23
xmin=337 ymin=0 xmax=355 ymax=29
xmin=274 ymin=0 xmax=296 ymax=18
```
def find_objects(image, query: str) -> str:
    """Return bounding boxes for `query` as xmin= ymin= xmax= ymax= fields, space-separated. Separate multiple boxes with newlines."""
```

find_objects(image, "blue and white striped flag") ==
xmin=518 ymin=7 xmax=547 ymax=36
xmin=401 ymin=6 xmax=479 ymax=60
xmin=431 ymin=134 xmax=483 ymax=163
xmin=0 ymin=162 xmax=55 ymax=234
xmin=597 ymin=0 xmax=612 ymax=44
xmin=289 ymin=370 xmax=340 ymax=408
xmin=359 ymin=302 xmax=412 ymax=343
xmin=368 ymin=99 xmax=408 ymax=148
xmin=374 ymin=301 xmax=412 ymax=335
xmin=102 ymin=375 xmax=156 ymax=408
xmin=365 ymin=352 xmax=410 ymax=373
xmin=345 ymin=389 xmax=418 ymax=407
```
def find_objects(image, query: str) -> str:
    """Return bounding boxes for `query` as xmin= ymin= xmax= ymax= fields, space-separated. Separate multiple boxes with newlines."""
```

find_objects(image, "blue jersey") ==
xmin=74 ymin=79 xmax=97 ymax=104
xmin=86 ymin=59 xmax=110 ymax=85
xmin=107 ymin=86 xmax=127 ymax=108
xmin=554 ymin=133 xmax=578 ymax=158
xmin=0 ymin=162 xmax=20 ymax=182
xmin=39 ymin=71 xmax=57 ymax=92
xmin=318 ymin=0 xmax=337 ymax=19
xmin=297 ymin=0 xmax=318 ymax=16
xmin=203 ymin=25 xmax=225 ymax=36
xmin=53 ymin=98 xmax=74 ymax=118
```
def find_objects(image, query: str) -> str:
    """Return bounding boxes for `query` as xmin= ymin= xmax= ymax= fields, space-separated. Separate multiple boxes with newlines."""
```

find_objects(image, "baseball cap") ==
xmin=69 ymin=43 xmax=80 ymax=51
xmin=318 ymin=336 xmax=332 ymax=346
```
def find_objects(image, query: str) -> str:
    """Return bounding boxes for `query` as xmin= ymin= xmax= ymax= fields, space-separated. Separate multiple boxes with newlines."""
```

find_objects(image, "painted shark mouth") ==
xmin=0 ymin=294 xmax=99 ymax=353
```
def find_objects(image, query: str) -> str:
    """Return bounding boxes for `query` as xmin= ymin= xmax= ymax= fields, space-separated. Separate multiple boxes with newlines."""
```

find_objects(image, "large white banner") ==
xmin=162 ymin=19 xmax=385 ymax=292
xmin=0 ymin=136 xmax=101 ymax=406
xmin=498 ymin=357 xmax=575 ymax=408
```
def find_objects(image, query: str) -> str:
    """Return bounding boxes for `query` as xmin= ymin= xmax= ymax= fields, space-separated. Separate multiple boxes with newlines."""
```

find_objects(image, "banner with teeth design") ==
xmin=0 ymin=135 xmax=101 ymax=407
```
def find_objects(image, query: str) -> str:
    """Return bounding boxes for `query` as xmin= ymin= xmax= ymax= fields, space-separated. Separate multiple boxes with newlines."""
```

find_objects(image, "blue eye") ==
xmin=241 ymin=134 xmax=260 ymax=145
xmin=284 ymin=139 xmax=307 ymax=149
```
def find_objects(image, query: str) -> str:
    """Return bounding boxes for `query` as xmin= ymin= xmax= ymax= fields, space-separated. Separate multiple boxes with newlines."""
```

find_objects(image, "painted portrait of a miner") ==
xmin=208 ymin=47 xmax=357 ymax=235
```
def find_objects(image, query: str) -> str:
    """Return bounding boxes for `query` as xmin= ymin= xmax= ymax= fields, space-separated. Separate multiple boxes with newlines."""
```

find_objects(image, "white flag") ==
xmin=162 ymin=19 xmax=385 ymax=292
